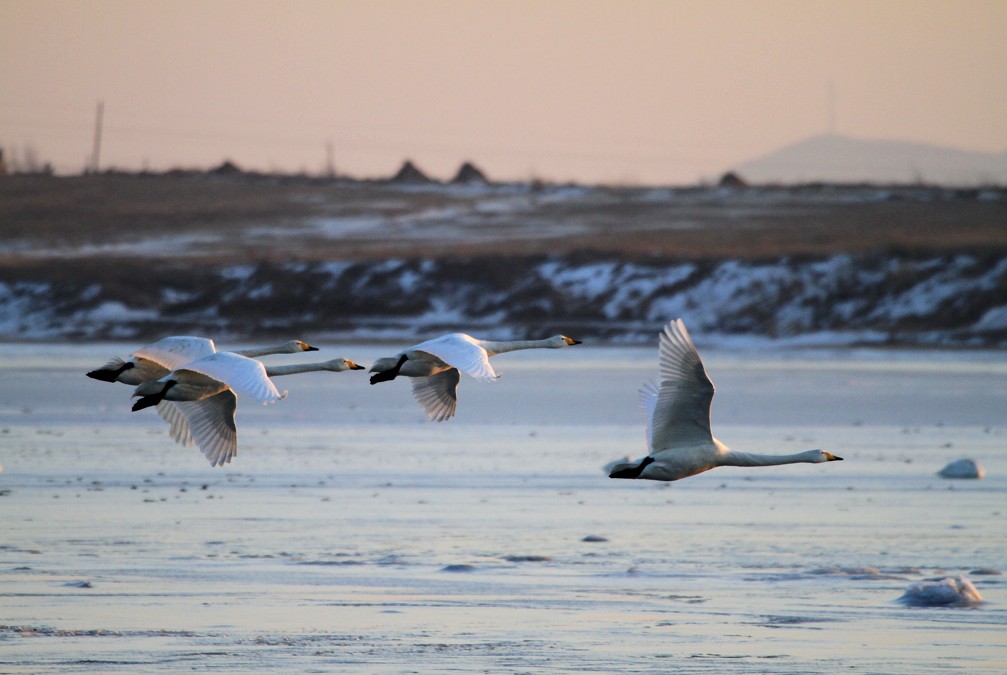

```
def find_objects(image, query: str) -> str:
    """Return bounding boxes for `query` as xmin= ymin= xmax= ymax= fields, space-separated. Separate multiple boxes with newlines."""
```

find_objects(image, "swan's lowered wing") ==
xmin=175 ymin=392 xmax=238 ymax=466
xmin=133 ymin=336 xmax=217 ymax=372
xmin=156 ymin=401 xmax=193 ymax=447
xmin=411 ymin=369 xmax=460 ymax=422
xmin=647 ymin=319 xmax=715 ymax=452
xmin=410 ymin=334 xmax=498 ymax=381
xmin=177 ymin=352 xmax=286 ymax=404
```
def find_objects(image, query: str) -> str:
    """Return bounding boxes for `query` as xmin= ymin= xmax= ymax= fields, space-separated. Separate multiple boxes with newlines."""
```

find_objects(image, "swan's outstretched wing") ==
xmin=156 ymin=401 xmax=193 ymax=447
xmin=177 ymin=352 xmax=285 ymax=404
xmin=638 ymin=378 xmax=660 ymax=448
xmin=175 ymin=392 xmax=238 ymax=466
xmin=411 ymin=369 xmax=461 ymax=422
xmin=133 ymin=336 xmax=217 ymax=372
xmin=647 ymin=319 xmax=715 ymax=452
xmin=410 ymin=334 xmax=498 ymax=381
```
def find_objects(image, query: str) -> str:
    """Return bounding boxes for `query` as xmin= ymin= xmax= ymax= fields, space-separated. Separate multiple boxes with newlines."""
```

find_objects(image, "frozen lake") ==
xmin=1 ymin=341 xmax=1005 ymax=673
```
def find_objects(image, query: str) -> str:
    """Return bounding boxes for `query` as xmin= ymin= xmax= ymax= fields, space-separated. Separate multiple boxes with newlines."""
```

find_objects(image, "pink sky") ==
xmin=2 ymin=0 xmax=1005 ymax=184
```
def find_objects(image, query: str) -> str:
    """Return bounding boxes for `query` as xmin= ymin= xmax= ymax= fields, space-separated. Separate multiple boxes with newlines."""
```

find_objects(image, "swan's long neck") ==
xmin=264 ymin=362 xmax=336 ymax=377
xmin=720 ymin=449 xmax=821 ymax=468
xmin=478 ymin=339 xmax=555 ymax=357
xmin=235 ymin=343 xmax=294 ymax=358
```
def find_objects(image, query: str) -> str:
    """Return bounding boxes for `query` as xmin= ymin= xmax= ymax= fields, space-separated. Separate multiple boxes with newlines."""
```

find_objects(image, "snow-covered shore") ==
xmin=2 ymin=251 xmax=1005 ymax=346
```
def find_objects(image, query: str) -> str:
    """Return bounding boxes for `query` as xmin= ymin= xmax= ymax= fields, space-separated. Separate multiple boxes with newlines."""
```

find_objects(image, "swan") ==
xmin=132 ymin=353 xmax=364 ymax=466
xmin=86 ymin=336 xmax=318 ymax=385
xmin=87 ymin=336 xmax=320 ymax=456
xmin=369 ymin=333 xmax=582 ymax=421
xmin=608 ymin=318 xmax=842 ymax=481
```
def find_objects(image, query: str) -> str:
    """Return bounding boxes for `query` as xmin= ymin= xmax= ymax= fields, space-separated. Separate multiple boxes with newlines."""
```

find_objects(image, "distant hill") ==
xmin=733 ymin=134 xmax=1007 ymax=186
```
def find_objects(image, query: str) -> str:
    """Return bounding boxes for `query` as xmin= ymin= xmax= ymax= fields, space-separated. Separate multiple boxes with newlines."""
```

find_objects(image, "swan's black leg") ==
xmin=369 ymin=354 xmax=408 ymax=385
xmin=86 ymin=361 xmax=135 ymax=382
xmin=609 ymin=456 xmax=655 ymax=479
xmin=131 ymin=381 xmax=175 ymax=411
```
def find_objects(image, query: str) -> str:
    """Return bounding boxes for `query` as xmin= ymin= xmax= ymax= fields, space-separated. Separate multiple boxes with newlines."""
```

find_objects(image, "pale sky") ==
xmin=2 ymin=0 xmax=1005 ymax=184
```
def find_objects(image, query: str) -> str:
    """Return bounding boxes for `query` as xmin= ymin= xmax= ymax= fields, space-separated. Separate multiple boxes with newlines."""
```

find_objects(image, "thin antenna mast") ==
xmin=91 ymin=100 xmax=104 ymax=173
xmin=325 ymin=139 xmax=336 ymax=178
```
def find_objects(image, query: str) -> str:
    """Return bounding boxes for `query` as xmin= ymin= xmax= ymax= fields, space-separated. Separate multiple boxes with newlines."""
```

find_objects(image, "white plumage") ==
xmin=608 ymin=319 xmax=843 ymax=481
xmin=133 ymin=355 xmax=364 ymax=466
xmin=88 ymin=336 xmax=319 ymax=449
xmin=86 ymin=336 xmax=318 ymax=385
xmin=369 ymin=333 xmax=581 ymax=421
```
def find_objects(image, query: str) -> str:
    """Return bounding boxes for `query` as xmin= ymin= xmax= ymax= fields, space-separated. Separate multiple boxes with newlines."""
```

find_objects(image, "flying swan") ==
xmin=86 ymin=336 xmax=320 ymax=455
xmin=131 ymin=352 xmax=364 ymax=466
xmin=608 ymin=318 xmax=842 ymax=481
xmin=86 ymin=336 xmax=319 ymax=385
xmin=369 ymin=332 xmax=582 ymax=421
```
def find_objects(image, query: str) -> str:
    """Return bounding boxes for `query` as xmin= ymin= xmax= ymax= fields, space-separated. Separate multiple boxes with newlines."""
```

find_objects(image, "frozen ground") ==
xmin=0 ymin=343 xmax=1005 ymax=673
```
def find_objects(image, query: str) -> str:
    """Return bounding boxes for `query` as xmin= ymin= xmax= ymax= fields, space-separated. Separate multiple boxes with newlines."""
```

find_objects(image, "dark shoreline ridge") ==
xmin=2 ymin=252 xmax=1005 ymax=345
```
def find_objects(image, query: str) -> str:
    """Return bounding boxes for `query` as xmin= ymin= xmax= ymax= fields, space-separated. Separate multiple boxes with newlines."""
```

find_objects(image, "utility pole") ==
xmin=90 ymin=100 xmax=104 ymax=173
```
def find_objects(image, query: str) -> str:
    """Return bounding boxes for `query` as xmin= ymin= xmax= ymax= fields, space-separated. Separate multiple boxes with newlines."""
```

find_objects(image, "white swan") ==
xmin=369 ymin=333 xmax=582 ymax=421
xmin=88 ymin=336 xmax=320 ymax=455
xmin=86 ymin=336 xmax=318 ymax=385
xmin=133 ymin=353 xmax=364 ymax=466
xmin=608 ymin=318 xmax=842 ymax=481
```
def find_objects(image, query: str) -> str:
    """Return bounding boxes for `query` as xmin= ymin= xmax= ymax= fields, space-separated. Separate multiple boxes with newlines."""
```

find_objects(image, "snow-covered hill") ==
xmin=735 ymin=134 xmax=1007 ymax=186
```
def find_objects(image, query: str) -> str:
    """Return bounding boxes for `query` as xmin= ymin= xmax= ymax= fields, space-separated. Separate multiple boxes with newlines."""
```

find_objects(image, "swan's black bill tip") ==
xmin=86 ymin=369 xmax=118 ymax=382
xmin=350 ymin=364 xmax=365 ymax=370
xmin=306 ymin=345 xmax=319 ymax=351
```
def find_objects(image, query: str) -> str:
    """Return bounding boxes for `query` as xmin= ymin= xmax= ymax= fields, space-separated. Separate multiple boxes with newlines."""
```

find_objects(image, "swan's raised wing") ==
xmin=638 ymin=378 xmax=660 ymax=448
xmin=411 ymin=369 xmax=461 ymax=422
xmin=410 ymin=334 xmax=498 ymax=382
xmin=176 ymin=352 xmax=286 ymax=404
xmin=156 ymin=401 xmax=193 ymax=447
xmin=132 ymin=336 xmax=217 ymax=372
xmin=175 ymin=392 xmax=238 ymax=467
xmin=647 ymin=319 xmax=715 ymax=452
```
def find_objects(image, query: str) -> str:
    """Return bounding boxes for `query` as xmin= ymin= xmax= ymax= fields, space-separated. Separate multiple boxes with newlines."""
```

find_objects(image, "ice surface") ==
xmin=0 ymin=344 xmax=1005 ymax=672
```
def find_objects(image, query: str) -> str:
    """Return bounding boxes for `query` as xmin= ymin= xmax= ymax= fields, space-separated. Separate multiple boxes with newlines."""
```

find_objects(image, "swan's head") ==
xmin=808 ymin=450 xmax=843 ymax=463
xmin=550 ymin=335 xmax=582 ymax=348
xmin=279 ymin=340 xmax=319 ymax=353
xmin=322 ymin=358 xmax=366 ymax=372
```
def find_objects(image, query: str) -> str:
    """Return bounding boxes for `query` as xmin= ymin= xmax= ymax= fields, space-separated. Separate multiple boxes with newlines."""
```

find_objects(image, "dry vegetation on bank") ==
xmin=2 ymin=173 xmax=1005 ymax=264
